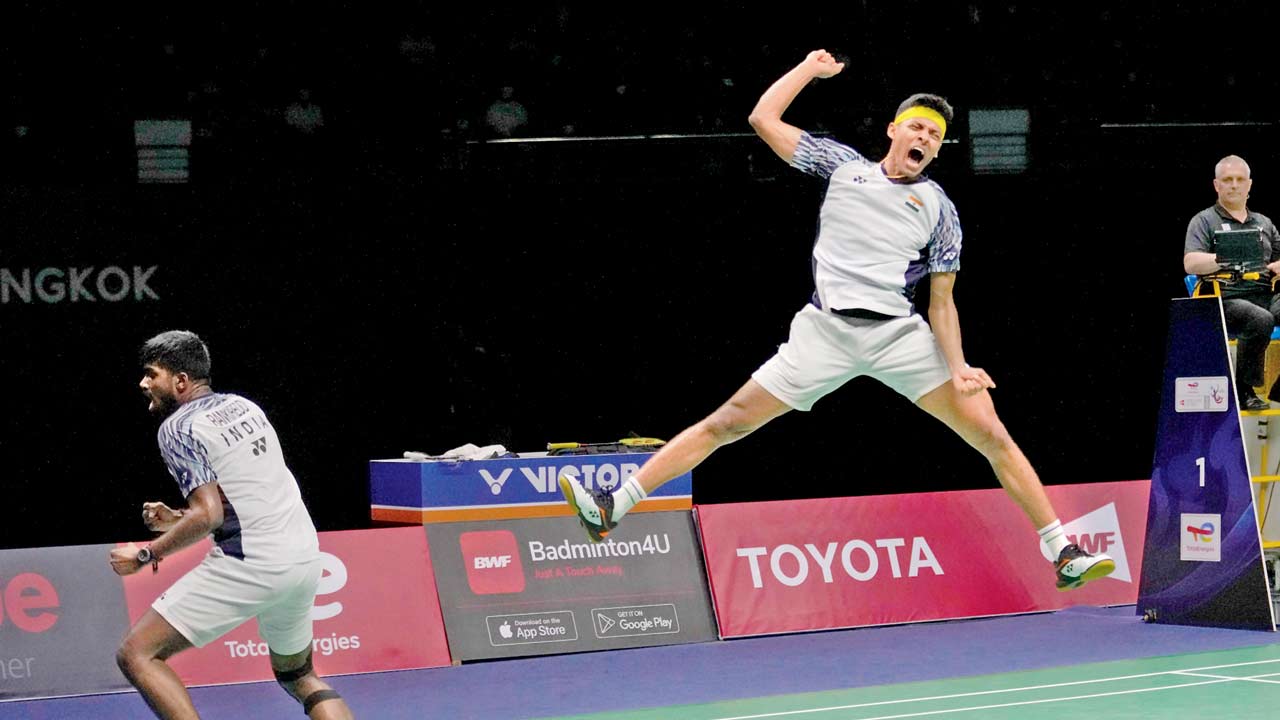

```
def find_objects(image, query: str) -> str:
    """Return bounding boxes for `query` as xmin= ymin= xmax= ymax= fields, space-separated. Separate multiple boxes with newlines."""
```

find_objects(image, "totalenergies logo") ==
xmin=0 ymin=572 xmax=60 ymax=633
xmin=1186 ymin=521 xmax=1215 ymax=542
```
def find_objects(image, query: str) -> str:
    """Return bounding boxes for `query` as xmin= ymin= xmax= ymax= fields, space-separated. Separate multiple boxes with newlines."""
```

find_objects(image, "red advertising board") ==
xmin=696 ymin=481 xmax=1149 ymax=638
xmin=119 ymin=526 xmax=451 ymax=685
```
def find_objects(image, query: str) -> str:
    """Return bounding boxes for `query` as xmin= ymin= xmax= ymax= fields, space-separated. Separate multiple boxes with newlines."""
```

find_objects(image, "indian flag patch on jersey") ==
xmin=905 ymin=195 xmax=924 ymax=213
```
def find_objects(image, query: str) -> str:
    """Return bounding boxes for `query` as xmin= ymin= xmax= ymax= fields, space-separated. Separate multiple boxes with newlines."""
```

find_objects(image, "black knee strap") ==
xmin=273 ymin=653 xmax=314 ymax=684
xmin=303 ymin=689 xmax=342 ymax=715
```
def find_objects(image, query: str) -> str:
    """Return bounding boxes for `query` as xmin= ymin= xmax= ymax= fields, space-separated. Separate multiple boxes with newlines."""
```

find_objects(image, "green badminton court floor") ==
xmin=539 ymin=644 xmax=1280 ymax=720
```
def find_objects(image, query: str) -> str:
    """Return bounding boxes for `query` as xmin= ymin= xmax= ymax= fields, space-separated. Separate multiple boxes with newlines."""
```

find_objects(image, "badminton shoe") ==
xmin=1055 ymin=543 xmax=1116 ymax=591
xmin=559 ymin=472 xmax=616 ymax=543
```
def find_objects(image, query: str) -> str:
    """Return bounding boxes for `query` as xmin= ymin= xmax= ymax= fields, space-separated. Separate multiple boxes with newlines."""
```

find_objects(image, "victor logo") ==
xmin=478 ymin=463 xmax=641 ymax=495
xmin=479 ymin=469 xmax=511 ymax=495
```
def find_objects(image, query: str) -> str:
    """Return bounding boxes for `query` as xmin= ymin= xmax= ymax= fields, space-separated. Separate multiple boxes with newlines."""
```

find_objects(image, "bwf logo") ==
xmin=460 ymin=531 xmax=526 ymax=595
xmin=1038 ymin=503 xmax=1132 ymax=583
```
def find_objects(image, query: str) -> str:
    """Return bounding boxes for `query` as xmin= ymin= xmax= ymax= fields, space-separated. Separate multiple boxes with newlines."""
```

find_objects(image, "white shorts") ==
xmin=752 ymin=304 xmax=952 ymax=411
xmin=153 ymin=550 xmax=323 ymax=654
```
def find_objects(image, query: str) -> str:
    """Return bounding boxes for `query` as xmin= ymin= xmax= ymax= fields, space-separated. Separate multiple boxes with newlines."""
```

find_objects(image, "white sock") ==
xmin=1038 ymin=519 xmax=1070 ymax=559
xmin=611 ymin=477 xmax=648 ymax=523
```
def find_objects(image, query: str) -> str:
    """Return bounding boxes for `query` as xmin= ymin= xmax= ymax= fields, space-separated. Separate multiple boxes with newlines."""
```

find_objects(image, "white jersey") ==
xmin=791 ymin=132 xmax=962 ymax=316
xmin=157 ymin=392 xmax=320 ymax=566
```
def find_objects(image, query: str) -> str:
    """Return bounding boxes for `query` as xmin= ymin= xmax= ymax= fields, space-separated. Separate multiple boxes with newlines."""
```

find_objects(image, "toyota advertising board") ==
xmin=697 ymin=481 xmax=1149 ymax=638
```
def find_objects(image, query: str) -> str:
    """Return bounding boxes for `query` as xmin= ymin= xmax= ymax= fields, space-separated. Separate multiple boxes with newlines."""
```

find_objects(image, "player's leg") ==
xmin=560 ymin=304 xmax=857 ymax=542
xmin=271 ymin=648 xmax=354 ymax=719
xmin=635 ymin=378 xmax=793 ymax=495
xmin=863 ymin=313 xmax=1113 ymax=591
xmin=115 ymin=609 xmax=199 ymax=720
xmin=915 ymin=381 xmax=1115 ymax=590
xmin=916 ymin=381 xmax=1054 ymax=525
xmin=559 ymin=378 xmax=791 ymax=541
xmin=263 ymin=558 xmax=354 ymax=719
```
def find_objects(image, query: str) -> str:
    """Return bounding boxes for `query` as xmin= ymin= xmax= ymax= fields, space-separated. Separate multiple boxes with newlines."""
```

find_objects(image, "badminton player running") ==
xmin=109 ymin=330 xmax=354 ymax=719
xmin=561 ymin=50 xmax=1115 ymax=591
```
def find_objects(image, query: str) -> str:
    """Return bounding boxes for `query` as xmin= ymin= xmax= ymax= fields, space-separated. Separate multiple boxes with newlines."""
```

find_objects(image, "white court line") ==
xmin=707 ymin=657 xmax=1280 ymax=720
xmin=1174 ymin=670 xmax=1280 ymax=685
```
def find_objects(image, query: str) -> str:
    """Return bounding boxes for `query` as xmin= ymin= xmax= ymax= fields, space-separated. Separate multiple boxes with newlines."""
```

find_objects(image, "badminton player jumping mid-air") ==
xmin=561 ymin=49 xmax=1114 ymax=592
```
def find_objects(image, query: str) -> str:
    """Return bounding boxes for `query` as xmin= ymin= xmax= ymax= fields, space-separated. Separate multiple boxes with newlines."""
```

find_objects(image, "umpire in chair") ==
xmin=1184 ymin=154 xmax=1280 ymax=411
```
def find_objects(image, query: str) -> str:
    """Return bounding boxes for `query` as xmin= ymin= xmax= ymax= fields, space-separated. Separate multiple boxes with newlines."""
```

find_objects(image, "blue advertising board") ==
xmin=1137 ymin=297 xmax=1274 ymax=630
xmin=370 ymin=452 xmax=692 ymax=523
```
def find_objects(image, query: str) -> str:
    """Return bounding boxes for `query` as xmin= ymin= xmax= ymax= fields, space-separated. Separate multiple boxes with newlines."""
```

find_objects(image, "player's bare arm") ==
xmin=142 ymin=501 xmax=184 ymax=532
xmin=109 ymin=483 xmax=225 ymax=575
xmin=928 ymin=272 xmax=994 ymax=396
xmin=749 ymin=49 xmax=844 ymax=163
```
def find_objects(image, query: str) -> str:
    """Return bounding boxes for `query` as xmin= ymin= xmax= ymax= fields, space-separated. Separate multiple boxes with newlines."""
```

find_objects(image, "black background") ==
xmin=3 ymin=3 xmax=1277 ymax=549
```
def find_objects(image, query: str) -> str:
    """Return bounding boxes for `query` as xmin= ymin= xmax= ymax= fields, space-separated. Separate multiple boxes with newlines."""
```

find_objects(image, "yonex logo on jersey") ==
xmin=460 ymin=531 xmax=526 ymax=595
xmin=251 ymin=438 xmax=268 ymax=456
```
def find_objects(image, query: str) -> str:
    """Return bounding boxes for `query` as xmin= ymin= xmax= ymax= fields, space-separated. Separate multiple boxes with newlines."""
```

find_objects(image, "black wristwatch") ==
xmin=136 ymin=546 xmax=160 ymax=573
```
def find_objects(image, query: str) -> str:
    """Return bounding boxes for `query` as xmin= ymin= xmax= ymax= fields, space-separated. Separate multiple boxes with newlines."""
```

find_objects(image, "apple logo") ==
xmin=499 ymin=621 xmax=513 ymax=639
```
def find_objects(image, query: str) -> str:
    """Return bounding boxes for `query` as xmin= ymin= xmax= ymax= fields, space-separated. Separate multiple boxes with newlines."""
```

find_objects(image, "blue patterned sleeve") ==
xmin=157 ymin=424 xmax=218 ymax=497
xmin=927 ymin=188 xmax=963 ymax=273
xmin=790 ymin=132 xmax=866 ymax=179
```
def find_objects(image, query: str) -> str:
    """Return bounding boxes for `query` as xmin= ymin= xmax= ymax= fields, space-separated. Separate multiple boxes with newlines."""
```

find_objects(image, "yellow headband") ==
xmin=894 ymin=106 xmax=947 ymax=140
